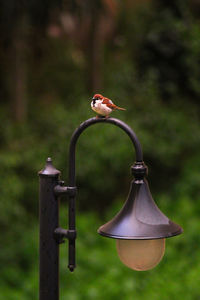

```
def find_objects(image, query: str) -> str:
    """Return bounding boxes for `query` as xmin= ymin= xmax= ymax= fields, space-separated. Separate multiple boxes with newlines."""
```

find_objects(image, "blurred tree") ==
xmin=60 ymin=0 xmax=119 ymax=92
xmin=135 ymin=0 xmax=200 ymax=101
xmin=0 ymin=0 xmax=61 ymax=121
xmin=0 ymin=2 xmax=28 ymax=121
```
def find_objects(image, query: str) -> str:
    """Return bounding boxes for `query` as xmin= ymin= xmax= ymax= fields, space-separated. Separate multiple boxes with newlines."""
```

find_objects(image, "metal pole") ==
xmin=68 ymin=187 xmax=76 ymax=272
xmin=38 ymin=158 xmax=60 ymax=300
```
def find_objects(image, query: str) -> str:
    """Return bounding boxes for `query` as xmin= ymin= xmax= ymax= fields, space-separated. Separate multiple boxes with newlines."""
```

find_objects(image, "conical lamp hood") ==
xmin=98 ymin=179 xmax=183 ymax=239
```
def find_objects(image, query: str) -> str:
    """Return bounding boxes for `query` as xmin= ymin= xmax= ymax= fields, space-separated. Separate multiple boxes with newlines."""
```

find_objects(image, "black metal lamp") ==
xmin=98 ymin=163 xmax=183 ymax=271
xmin=38 ymin=117 xmax=183 ymax=300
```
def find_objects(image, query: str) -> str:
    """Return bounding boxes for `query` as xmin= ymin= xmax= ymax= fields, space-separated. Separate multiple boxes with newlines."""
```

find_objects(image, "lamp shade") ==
xmin=98 ymin=179 xmax=183 ymax=240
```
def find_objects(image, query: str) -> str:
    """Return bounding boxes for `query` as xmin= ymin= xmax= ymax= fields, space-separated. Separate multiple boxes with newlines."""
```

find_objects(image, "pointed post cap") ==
xmin=38 ymin=157 xmax=60 ymax=177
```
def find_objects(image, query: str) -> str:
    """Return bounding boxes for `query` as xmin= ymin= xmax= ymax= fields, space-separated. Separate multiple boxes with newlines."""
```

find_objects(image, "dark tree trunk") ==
xmin=87 ymin=9 xmax=104 ymax=93
xmin=10 ymin=16 xmax=28 ymax=122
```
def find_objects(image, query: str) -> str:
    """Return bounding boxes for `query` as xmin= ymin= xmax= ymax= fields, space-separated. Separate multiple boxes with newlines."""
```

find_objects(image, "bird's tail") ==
xmin=115 ymin=106 xmax=126 ymax=111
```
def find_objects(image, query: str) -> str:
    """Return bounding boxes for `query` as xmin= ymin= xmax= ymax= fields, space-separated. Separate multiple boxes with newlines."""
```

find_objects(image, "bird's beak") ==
xmin=92 ymin=97 xmax=95 ymax=101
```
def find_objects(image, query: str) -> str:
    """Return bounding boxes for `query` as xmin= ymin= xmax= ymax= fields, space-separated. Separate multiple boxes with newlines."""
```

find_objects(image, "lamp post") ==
xmin=38 ymin=117 xmax=183 ymax=300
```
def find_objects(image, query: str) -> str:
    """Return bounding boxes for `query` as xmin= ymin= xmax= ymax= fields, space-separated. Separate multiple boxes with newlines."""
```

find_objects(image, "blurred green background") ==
xmin=1 ymin=0 xmax=200 ymax=299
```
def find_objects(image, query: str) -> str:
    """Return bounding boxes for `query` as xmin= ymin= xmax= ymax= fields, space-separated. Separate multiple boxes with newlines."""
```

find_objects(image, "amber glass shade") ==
xmin=116 ymin=238 xmax=165 ymax=271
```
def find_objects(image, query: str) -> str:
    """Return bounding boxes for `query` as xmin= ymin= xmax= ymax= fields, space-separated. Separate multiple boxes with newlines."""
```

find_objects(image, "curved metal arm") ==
xmin=69 ymin=117 xmax=143 ymax=186
xmin=66 ymin=117 xmax=143 ymax=272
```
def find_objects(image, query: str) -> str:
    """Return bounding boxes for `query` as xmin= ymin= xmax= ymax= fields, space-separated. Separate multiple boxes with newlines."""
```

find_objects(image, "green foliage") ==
xmin=1 ymin=0 xmax=200 ymax=298
xmin=139 ymin=1 xmax=200 ymax=101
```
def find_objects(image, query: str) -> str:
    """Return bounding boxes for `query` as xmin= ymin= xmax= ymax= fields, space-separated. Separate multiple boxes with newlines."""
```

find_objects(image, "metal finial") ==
xmin=38 ymin=157 xmax=60 ymax=177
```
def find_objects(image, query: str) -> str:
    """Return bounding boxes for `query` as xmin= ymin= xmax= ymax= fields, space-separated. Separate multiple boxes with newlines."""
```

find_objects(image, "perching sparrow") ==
xmin=91 ymin=94 xmax=126 ymax=117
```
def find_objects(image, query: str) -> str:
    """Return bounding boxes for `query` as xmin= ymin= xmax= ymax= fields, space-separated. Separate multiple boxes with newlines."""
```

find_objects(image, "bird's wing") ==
xmin=102 ymin=98 xmax=116 ymax=109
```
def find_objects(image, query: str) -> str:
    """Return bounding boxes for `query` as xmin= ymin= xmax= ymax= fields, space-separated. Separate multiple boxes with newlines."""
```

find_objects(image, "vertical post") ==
xmin=68 ymin=193 xmax=76 ymax=272
xmin=38 ymin=158 xmax=60 ymax=300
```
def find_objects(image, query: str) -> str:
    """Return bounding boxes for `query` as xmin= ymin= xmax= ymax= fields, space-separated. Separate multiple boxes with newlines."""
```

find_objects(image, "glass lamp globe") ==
xmin=116 ymin=238 xmax=165 ymax=271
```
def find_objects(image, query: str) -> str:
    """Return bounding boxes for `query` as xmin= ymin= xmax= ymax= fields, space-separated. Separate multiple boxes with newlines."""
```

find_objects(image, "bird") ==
xmin=91 ymin=94 xmax=126 ymax=117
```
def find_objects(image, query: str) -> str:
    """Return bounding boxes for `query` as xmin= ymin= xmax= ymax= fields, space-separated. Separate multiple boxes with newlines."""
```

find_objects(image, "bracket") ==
xmin=54 ymin=227 xmax=77 ymax=244
xmin=54 ymin=181 xmax=77 ymax=197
